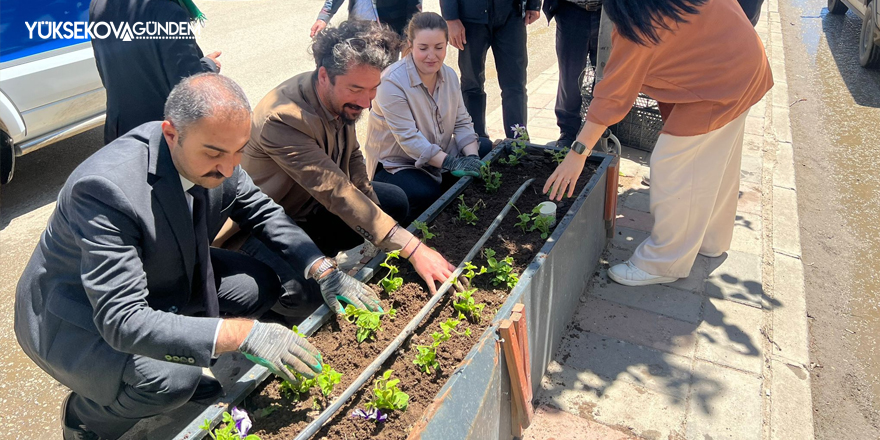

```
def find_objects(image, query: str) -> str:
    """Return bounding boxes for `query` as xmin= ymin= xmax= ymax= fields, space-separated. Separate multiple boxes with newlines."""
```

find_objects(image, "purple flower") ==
xmin=351 ymin=407 xmax=387 ymax=423
xmin=231 ymin=407 xmax=253 ymax=438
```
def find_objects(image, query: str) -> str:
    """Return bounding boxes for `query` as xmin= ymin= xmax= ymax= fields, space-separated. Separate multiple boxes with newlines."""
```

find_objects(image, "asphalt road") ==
xmin=777 ymin=0 xmax=880 ymax=437
xmin=0 ymin=1 xmax=557 ymax=437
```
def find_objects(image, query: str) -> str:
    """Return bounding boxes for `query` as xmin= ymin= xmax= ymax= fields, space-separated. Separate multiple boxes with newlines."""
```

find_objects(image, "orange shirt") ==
xmin=585 ymin=0 xmax=773 ymax=137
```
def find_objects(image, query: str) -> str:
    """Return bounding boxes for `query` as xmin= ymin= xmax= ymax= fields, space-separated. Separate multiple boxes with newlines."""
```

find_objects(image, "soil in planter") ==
xmin=244 ymin=150 xmax=599 ymax=439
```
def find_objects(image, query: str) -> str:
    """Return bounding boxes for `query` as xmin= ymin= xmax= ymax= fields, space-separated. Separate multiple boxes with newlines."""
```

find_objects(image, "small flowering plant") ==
xmin=200 ymin=407 xmax=261 ymax=440
xmin=351 ymin=407 xmax=388 ymax=423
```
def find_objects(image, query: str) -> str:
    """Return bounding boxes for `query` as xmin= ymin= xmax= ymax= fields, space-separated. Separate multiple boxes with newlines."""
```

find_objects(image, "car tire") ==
xmin=1 ymin=129 xmax=14 ymax=185
xmin=828 ymin=0 xmax=849 ymax=14
xmin=859 ymin=1 xmax=880 ymax=68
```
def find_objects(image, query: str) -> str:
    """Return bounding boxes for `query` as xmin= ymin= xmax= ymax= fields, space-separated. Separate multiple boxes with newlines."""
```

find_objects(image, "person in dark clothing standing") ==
xmin=543 ymin=0 xmax=601 ymax=149
xmin=309 ymin=0 xmax=421 ymax=37
xmin=440 ymin=0 xmax=542 ymax=139
xmin=90 ymin=0 xmax=222 ymax=144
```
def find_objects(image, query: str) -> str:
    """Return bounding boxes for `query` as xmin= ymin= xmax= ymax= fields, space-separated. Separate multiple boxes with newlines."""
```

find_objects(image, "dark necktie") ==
xmin=189 ymin=187 xmax=219 ymax=317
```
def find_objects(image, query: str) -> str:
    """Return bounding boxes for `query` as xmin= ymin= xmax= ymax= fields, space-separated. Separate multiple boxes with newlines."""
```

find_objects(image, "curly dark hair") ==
xmin=310 ymin=20 xmax=402 ymax=82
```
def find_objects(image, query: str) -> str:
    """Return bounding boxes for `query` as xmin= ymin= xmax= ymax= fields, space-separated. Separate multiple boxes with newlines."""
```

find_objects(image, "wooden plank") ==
xmin=511 ymin=305 xmax=532 ymax=391
xmin=510 ymin=311 xmax=533 ymax=424
xmin=499 ymin=319 xmax=534 ymax=435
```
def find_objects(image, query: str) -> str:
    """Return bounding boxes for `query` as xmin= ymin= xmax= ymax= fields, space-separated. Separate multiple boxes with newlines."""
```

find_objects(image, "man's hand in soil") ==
xmin=405 ymin=240 xmax=458 ymax=295
xmin=317 ymin=268 xmax=382 ymax=314
xmin=442 ymin=154 xmax=484 ymax=178
xmin=238 ymin=321 xmax=323 ymax=382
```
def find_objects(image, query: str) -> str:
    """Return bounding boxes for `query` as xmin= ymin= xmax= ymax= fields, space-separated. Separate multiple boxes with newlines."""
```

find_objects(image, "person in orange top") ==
xmin=544 ymin=0 xmax=773 ymax=286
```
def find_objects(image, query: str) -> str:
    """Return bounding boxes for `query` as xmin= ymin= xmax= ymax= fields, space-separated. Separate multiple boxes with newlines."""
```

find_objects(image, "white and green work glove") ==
xmin=442 ymin=154 xmax=484 ymax=178
xmin=239 ymin=322 xmax=323 ymax=382
xmin=317 ymin=268 xmax=383 ymax=314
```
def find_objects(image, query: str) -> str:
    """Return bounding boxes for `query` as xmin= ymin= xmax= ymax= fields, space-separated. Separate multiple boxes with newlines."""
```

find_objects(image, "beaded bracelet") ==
xmin=406 ymin=241 xmax=423 ymax=261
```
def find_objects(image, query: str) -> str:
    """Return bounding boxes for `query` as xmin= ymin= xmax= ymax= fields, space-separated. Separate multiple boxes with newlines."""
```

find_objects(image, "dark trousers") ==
xmin=373 ymin=138 xmax=494 ymax=223
xmin=68 ymin=248 xmax=280 ymax=439
xmin=554 ymin=2 xmax=601 ymax=141
xmin=459 ymin=12 xmax=528 ymax=139
xmin=239 ymin=181 xmax=408 ymax=311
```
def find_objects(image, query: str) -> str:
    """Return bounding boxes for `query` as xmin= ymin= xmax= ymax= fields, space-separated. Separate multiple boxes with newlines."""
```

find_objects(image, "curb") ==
xmin=764 ymin=0 xmax=815 ymax=439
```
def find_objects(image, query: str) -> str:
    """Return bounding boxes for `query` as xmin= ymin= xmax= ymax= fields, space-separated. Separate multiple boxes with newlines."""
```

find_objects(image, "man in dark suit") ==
xmin=90 ymin=0 xmax=221 ymax=144
xmin=542 ymin=0 xmax=601 ymax=149
xmin=14 ymin=74 xmax=380 ymax=440
xmin=440 ymin=0 xmax=542 ymax=139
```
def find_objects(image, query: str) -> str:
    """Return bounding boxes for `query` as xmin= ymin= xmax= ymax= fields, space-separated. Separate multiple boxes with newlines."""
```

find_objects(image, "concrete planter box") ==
xmin=163 ymin=144 xmax=612 ymax=440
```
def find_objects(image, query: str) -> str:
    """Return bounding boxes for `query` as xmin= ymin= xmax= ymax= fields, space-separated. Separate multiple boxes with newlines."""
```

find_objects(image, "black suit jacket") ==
xmin=89 ymin=0 xmax=218 ymax=144
xmin=14 ymin=122 xmax=324 ymax=406
xmin=440 ymin=0 xmax=541 ymax=24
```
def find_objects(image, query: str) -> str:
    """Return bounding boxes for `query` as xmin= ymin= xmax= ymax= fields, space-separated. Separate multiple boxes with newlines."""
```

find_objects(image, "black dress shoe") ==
xmin=61 ymin=393 xmax=101 ymax=440
xmin=190 ymin=373 xmax=224 ymax=402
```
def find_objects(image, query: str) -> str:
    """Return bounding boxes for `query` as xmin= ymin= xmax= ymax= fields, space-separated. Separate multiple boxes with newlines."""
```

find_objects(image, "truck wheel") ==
xmin=828 ymin=0 xmax=849 ymax=14
xmin=1 ymin=130 xmax=14 ymax=185
xmin=860 ymin=1 xmax=880 ymax=68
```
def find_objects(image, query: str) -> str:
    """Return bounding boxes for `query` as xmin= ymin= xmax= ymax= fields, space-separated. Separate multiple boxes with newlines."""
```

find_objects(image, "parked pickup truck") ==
xmin=828 ymin=0 xmax=880 ymax=68
xmin=0 ymin=1 xmax=106 ymax=184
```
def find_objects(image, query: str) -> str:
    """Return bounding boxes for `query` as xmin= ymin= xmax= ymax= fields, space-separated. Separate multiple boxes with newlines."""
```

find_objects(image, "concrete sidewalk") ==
xmin=512 ymin=1 xmax=814 ymax=439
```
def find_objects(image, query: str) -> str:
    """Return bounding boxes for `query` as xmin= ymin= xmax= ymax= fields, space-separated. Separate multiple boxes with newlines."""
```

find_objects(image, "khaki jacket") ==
xmin=221 ymin=71 xmax=409 ymax=251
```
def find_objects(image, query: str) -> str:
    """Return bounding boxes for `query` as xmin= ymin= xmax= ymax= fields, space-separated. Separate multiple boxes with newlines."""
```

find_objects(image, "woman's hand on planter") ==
xmin=238 ymin=321 xmax=323 ymax=382
xmin=316 ymin=269 xmax=383 ymax=314
xmin=544 ymin=150 xmax=589 ymax=201
xmin=407 ymin=244 xmax=456 ymax=295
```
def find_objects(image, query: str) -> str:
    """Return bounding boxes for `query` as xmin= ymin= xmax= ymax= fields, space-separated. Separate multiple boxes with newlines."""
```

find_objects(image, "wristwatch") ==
xmin=571 ymin=140 xmax=589 ymax=155
xmin=308 ymin=257 xmax=337 ymax=280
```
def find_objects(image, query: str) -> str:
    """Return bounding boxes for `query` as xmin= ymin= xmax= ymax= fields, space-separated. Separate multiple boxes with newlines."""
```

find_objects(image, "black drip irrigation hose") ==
xmin=292 ymin=178 xmax=536 ymax=440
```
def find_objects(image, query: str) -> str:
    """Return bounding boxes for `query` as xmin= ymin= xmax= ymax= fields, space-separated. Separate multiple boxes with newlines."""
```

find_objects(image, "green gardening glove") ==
xmin=442 ymin=154 xmax=484 ymax=178
xmin=316 ymin=269 xmax=383 ymax=314
xmin=239 ymin=322 xmax=323 ymax=382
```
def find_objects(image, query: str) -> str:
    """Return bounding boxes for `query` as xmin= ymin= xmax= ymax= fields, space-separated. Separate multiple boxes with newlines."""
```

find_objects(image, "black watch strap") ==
xmin=571 ymin=140 xmax=588 ymax=154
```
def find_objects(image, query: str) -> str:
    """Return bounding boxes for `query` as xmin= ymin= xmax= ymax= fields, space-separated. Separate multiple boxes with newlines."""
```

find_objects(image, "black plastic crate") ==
xmin=580 ymin=66 xmax=662 ymax=152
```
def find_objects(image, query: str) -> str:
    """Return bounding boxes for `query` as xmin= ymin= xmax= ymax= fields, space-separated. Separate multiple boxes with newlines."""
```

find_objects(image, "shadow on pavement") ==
xmin=0 ymin=127 xmax=104 ymax=230
xmin=819 ymin=8 xmax=880 ymax=108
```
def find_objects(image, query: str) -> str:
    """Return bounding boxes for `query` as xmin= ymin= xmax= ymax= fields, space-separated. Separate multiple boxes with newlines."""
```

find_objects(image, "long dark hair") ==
xmin=604 ymin=0 xmax=708 ymax=46
xmin=402 ymin=12 xmax=448 ymax=57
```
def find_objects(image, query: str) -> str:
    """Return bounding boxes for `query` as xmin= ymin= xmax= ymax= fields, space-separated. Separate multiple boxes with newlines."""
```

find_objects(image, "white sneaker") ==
xmin=608 ymin=261 xmax=678 ymax=286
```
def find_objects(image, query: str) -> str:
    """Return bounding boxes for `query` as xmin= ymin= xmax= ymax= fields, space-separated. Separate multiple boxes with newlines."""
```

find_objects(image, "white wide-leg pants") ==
xmin=629 ymin=110 xmax=750 ymax=278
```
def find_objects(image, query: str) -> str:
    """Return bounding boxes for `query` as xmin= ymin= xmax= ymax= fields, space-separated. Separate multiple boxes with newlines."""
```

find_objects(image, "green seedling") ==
xmin=462 ymin=261 xmax=487 ymax=282
xmin=510 ymin=203 xmax=532 ymax=233
xmin=412 ymin=220 xmax=435 ymax=243
xmin=480 ymin=163 xmax=502 ymax=193
xmin=316 ymin=364 xmax=343 ymax=397
xmin=457 ymin=195 xmax=483 ymax=226
xmin=454 ymin=288 xmax=486 ymax=323
xmin=529 ymin=206 xmax=553 ymax=239
xmin=279 ymin=363 xmax=341 ymax=403
xmin=366 ymin=370 xmax=409 ymax=412
xmin=413 ymin=318 xmax=471 ymax=374
xmin=484 ymin=248 xmax=519 ymax=289
xmin=379 ymin=250 xmax=403 ymax=293
xmin=278 ymin=370 xmax=315 ymax=401
xmin=344 ymin=304 xmax=396 ymax=343
xmin=545 ymin=147 xmax=569 ymax=165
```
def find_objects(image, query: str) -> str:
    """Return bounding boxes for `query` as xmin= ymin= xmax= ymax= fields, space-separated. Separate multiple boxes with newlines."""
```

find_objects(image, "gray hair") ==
xmin=310 ymin=20 xmax=401 ymax=82
xmin=164 ymin=73 xmax=251 ymax=137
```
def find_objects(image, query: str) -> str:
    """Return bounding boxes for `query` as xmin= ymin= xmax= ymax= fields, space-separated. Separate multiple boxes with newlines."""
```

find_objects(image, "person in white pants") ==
xmin=543 ymin=0 xmax=773 ymax=287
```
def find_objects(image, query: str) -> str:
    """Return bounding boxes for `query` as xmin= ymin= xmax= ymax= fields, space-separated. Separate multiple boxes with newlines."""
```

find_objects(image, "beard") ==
xmin=339 ymin=103 xmax=364 ymax=125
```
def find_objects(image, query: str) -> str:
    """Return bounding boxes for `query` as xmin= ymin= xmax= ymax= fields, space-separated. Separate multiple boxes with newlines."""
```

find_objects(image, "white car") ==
xmin=828 ymin=0 xmax=880 ymax=68
xmin=0 ymin=1 xmax=106 ymax=184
